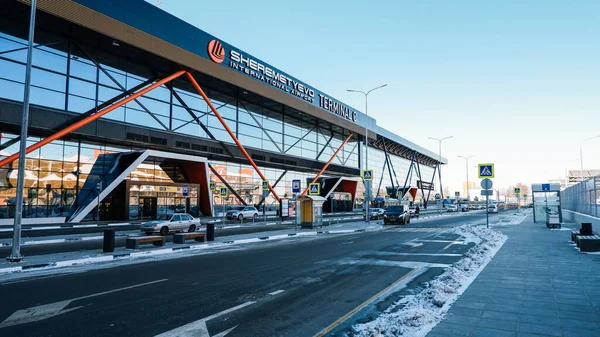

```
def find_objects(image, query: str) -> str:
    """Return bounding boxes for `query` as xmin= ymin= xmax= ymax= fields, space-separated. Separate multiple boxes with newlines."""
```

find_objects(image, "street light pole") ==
xmin=347 ymin=84 xmax=386 ymax=224
xmin=428 ymin=136 xmax=453 ymax=200
xmin=580 ymin=135 xmax=600 ymax=184
xmin=458 ymin=155 xmax=474 ymax=200
xmin=7 ymin=0 xmax=36 ymax=263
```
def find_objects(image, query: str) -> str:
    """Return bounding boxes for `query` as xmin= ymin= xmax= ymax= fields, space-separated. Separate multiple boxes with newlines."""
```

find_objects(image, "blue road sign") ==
xmin=309 ymin=183 xmax=320 ymax=196
xmin=542 ymin=184 xmax=550 ymax=191
xmin=292 ymin=179 xmax=301 ymax=193
xmin=478 ymin=164 xmax=494 ymax=178
xmin=182 ymin=184 xmax=189 ymax=197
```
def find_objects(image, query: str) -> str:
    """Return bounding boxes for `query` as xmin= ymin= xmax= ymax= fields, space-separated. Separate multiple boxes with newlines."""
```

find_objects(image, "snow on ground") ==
xmin=350 ymin=224 xmax=507 ymax=337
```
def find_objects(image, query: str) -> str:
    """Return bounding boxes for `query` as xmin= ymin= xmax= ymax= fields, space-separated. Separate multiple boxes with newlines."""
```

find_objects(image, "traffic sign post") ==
xmin=362 ymin=170 xmax=373 ymax=225
xmin=309 ymin=183 xmax=320 ymax=196
xmin=96 ymin=181 xmax=102 ymax=222
xmin=480 ymin=178 xmax=493 ymax=228
xmin=478 ymin=164 xmax=494 ymax=178
xmin=209 ymin=181 xmax=216 ymax=193
xmin=292 ymin=180 xmax=301 ymax=194
xmin=455 ymin=191 xmax=460 ymax=197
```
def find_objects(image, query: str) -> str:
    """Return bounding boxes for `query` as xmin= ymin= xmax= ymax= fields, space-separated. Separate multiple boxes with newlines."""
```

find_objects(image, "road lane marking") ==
xmin=154 ymin=301 xmax=255 ymax=337
xmin=337 ymin=258 xmax=450 ymax=269
xmin=313 ymin=268 xmax=423 ymax=337
xmin=268 ymin=289 xmax=285 ymax=296
xmin=375 ymin=251 xmax=462 ymax=257
xmin=0 ymin=278 xmax=168 ymax=328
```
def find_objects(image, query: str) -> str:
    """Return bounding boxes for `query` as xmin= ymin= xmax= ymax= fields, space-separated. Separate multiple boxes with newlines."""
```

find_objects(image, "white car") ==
xmin=226 ymin=206 xmax=259 ymax=221
xmin=446 ymin=205 xmax=458 ymax=212
xmin=140 ymin=213 xmax=200 ymax=235
xmin=488 ymin=204 xmax=499 ymax=213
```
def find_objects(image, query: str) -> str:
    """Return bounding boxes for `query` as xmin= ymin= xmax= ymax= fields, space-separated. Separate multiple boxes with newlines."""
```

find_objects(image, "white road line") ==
xmin=417 ymin=239 xmax=464 ymax=243
xmin=338 ymin=258 xmax=450 ymax=269
xmin=374 ymin=251 xmax=462 ymax=257
xmin=0 ymin=279 xmax=168 ymax=329
xmin=154 ymin=301 xmax=255 ymax=337
xmin=268 ymin=289 xmax=285 ymax=296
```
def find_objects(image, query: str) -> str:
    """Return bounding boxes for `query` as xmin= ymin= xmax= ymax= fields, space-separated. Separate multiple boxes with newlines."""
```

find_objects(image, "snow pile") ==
xmin=491 ymin=209 xmax=531 ymax=226
xmin=350 ymin=225 xmax=507 ymax=337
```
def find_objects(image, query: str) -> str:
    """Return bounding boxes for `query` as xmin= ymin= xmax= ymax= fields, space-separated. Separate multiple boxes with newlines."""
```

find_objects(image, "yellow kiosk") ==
xmin=296 ymin=195 xmax=326 ymax=228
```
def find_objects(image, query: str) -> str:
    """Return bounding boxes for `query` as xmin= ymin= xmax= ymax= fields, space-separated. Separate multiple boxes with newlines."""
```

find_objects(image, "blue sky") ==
xmin=149 ymin=0 xmax=600 ymax=193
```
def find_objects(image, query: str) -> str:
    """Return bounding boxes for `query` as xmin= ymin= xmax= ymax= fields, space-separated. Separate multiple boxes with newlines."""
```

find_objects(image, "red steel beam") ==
xmin=0 ymin=70 xmax=186 ymax=169
xmin=185 ymin=71 xmax=281 ymax=202
xmin=301 ymin=132 xmax=354 ymax=195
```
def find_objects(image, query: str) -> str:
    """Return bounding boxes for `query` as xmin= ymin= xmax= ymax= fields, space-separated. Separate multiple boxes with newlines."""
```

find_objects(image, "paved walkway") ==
xmin=427 ymin=215 xmax=600 ymax=337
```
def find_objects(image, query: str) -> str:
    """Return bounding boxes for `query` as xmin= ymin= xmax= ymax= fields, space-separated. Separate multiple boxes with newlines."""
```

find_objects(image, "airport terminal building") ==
xmin=0 ymin=0 xmax=445 ymax=222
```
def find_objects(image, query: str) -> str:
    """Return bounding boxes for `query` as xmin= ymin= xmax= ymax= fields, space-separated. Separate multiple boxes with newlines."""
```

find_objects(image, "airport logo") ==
xmin=207 ymin=40 xmax=225 ymax=64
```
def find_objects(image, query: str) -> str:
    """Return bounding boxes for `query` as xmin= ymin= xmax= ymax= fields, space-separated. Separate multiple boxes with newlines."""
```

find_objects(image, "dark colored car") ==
xmin=383 ymin=205 xmax=411 ymax=225
xmin=363 ymin=208 xmax=385 ymax=220
xmin=461 ymin=206 xmax=470 ymax=212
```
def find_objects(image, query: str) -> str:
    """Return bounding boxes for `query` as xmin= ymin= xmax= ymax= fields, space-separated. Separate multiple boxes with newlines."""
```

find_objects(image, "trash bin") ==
xmin=206 ymin=223 xmax=215 ymax=241
xmin=103 ymin=229 xmax=115 ymax=253
xmin=546 ymin=211 xmax=560 ymax=228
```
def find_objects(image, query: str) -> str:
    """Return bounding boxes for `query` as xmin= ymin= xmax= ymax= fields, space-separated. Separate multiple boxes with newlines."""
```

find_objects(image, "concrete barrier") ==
xmin=563 ymin=210 xmax=600 ymax=228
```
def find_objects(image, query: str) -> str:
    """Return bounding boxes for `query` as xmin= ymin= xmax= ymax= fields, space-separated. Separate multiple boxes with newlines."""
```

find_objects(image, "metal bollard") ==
xmin=206 ymin=223 xmax=215 ymax=241
xmin=581 ymin=223 xmax=593 ymax=235
xmin=103 ymin=229 xmax=115 ymax=253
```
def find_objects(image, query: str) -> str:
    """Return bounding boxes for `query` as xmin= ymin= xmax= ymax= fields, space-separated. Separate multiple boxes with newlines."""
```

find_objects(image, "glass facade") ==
xmin=0 ymin=30 xmax=437 ymax=220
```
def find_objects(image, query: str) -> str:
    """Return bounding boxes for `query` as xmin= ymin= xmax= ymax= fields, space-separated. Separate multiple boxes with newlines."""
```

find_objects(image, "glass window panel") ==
xmin=2 ymin=48 xmax=27 ymax=63
xmin=286 ymin=125 xmax=302 ymax=138
xmin=0 ymin=58 xmax=25 ymax=82
xmin=68 ymin=95 xmax=95 ymax=114
xmin=287 ymin=146 xmax=302 ymax=157
xmin=31 ymin=68 xmax=65 ymax=92
xmin=70 ymin=59 xmax=97 ymax=82
xmin=98 ymin=69 xmax=126 ymax=89
xmin=33 ymin=48 xmax=67 ymax=73
xmin=135 ymin=97 xmax=170 ymax=118
xmin=216 ymin=104 xmax=236 ymax=120
xmin=263 ymin=117 xmax=281 ymax=132
xmin=98 ymin=85 xmax=123 ymax=103
xmin=238 ymin=135 xmax=262 ymax=149
xmin=125 ymin=107 xmax=164 ymax=129
xmin=104 ymin=106 xmax=125 ymax=122
xmin=0 ymin=78 xmax=24 ymax=101
xmin=238 ymin=110 xmax=254 ymax=124
xmin=30 ymin=86 xmax=65 ymax=110
xmin=69 ymin=78 xmax=96 ymax=100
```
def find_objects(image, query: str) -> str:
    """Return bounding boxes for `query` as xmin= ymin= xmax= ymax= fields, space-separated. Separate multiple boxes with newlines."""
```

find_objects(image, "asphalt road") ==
xmin=0 ymin=209 xmax=512 ymax=337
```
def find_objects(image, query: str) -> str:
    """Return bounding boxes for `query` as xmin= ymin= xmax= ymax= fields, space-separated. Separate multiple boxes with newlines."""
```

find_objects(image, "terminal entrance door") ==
xmin=139 ymin=197 xmax=157 ymax=220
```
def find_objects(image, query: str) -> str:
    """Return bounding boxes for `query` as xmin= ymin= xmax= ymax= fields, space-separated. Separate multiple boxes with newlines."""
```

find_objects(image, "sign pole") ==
xmin=8 ymin=0 xmax=37 ymax=262
xmin=486 ymin=194 xmax=489 ymax=229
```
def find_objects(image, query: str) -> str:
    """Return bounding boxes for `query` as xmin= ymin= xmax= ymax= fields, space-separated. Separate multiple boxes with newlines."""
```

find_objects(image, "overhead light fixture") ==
xmin=243 ymin=90 xmax=248 ymax=95
xmin=112 ymin=40 xmax=120 ymax=47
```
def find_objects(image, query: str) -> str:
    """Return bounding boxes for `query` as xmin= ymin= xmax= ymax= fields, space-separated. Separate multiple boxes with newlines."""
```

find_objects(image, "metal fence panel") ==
xmin=562 ymin=176 xmax=600 ymax=217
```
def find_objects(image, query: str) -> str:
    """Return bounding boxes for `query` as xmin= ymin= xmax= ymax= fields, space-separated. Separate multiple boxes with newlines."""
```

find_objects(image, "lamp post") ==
xmin=7 ymin=0 xmax=36 ymax=263
xmin=458 ymin=155 xmax=474 ymax=200
xmin=428 ymin=136 xmax=453 ymax=199
xmin=347 ymin=84 xmax=386 ymax=224
xmin=580 ymin=135 xmax=600 ymax=183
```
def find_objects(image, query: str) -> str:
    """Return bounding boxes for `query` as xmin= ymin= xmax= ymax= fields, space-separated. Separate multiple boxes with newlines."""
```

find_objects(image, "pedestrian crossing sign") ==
xmin=362 ymin=169 xmax=373 ymax=181
xmin=514 ymin=187 xmax=521 ymax=194
xmin=209 ymin=181 xmax=216 ymax=192
xmin=478 ymin=163 xmax=494 ymax=178
xmin=219 ymin=187 xmax=228 ymax=198
xmin=262 ymin=180 xmax=269 ymax=191
xmin=309 ymin=183 xmax=320 ymax=196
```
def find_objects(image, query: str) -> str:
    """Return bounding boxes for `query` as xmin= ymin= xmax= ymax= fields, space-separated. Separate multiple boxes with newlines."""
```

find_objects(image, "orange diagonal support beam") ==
xmin=0 ymin=70 xmax=186 ymax=169
xmin=301 ymin=132 xmax=353 ymax=195
xmin=185 ymin=71 xmax=281 ymax=202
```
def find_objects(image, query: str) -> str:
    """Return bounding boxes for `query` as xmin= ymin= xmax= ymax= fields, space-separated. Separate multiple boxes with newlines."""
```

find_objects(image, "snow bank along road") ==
xmin=0 ymin=210 xmax=515 ymax=337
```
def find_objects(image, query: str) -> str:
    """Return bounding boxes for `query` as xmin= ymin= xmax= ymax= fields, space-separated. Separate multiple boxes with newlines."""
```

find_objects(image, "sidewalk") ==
xmin=427 ymin=215 xmax=600 ymax=337
xmin=0 ymin=220 xmax=382 ymax=278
